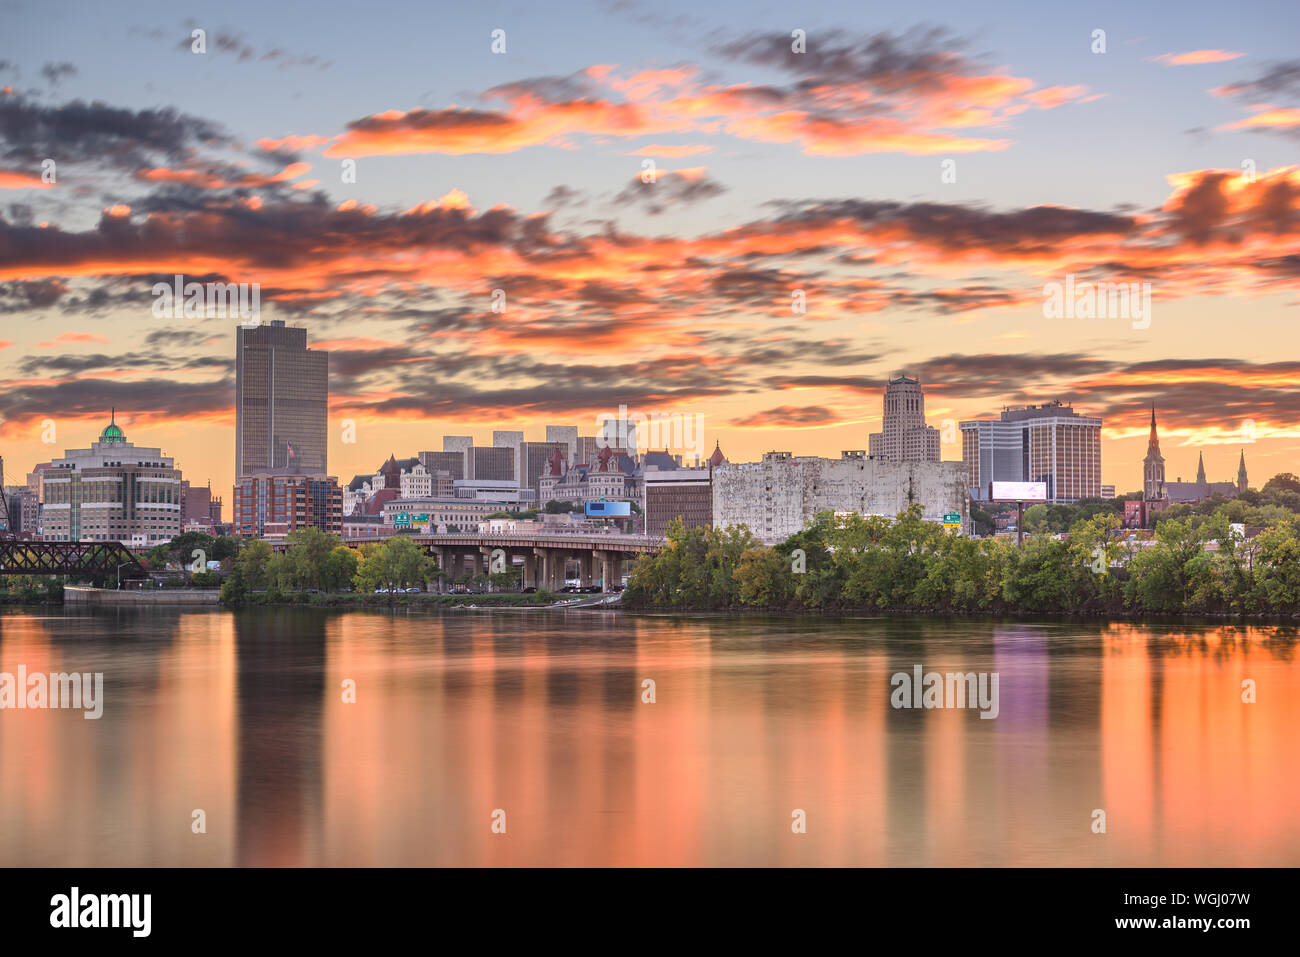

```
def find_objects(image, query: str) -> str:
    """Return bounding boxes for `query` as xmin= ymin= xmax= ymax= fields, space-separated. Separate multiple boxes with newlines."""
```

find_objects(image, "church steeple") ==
xmin=1195 ymin=451 xmax=1207 ymax=485
xmin=1143 ymin=405 xmax=1166 ymax=502
xmin=1238 ymin=449 xmax=1249 ymax=492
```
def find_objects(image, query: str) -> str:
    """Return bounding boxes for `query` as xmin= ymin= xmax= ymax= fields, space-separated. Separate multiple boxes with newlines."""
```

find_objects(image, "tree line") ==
xmin=218 ymin=528 xmax=523 ymax=602
xmin=622 ymin=503 xmax=1300 ymax=616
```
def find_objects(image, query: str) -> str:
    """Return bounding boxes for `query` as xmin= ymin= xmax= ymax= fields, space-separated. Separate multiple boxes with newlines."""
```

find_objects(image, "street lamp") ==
xmin=116 ymin=562 xmax=132 ymax=590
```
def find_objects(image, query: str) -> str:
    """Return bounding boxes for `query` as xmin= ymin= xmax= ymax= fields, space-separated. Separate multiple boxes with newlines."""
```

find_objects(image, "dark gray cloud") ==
xmin=0 ymin=91 xmax=227 ymax=170
xmin=614 ymin=169 xmax=726 ymax=215
xmin=39 ymin=62 xmax=78 ymax=86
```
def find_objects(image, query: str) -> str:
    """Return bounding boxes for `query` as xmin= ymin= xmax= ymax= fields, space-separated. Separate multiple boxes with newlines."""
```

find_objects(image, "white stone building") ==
xmin=400 ymin=462 xmax=433 ymax=499
xmin=712 ymin=450 xmax=968 ymax=544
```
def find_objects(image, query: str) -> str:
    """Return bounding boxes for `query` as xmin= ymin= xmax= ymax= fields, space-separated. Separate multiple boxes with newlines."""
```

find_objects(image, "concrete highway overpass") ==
xmin=331 ymin=532 xmax=665 ymax=591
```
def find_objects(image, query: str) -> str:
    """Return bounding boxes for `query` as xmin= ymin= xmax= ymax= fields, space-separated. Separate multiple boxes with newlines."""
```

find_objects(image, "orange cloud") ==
xmin=319 ymin=59 xmax=1083 ymax=159
xmin=1152 ymin=50 xmax=1244 ymax=66
xmin=37 ymin=332 xmax=111 ymax=347
xmin=133 ymin=162 xmax=310 ymax=190
xmin=256 ymin=134 xmax=333 ymax=152
xmin=1025 ymin=85 xmax=1091 ymax=109
xmin=628 ymin=144 xmax=713 ymax=157
xmin=1222 ymin=108 xmax=1300 ymax=130
xmin=0 ymin=169 xmax=52 ymax=189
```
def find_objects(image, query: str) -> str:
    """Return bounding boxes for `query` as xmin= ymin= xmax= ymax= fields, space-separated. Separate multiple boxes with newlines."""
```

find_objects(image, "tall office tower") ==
xmin=868 ymin=374 xmax=941 ymax=462
xmin=961 ymin=401 xmax=1102 ymax=503
xmin=235 ymin=320 xmax=328 ymax=477
xmin=493 ymin=430 xmax=524 ymax=482
xmin=960 ymin=420 xmax=1023 ymax=497
xmin=598 ymin=417 xmax=639 ymax=457
xmin=578 ymin=434 xmax=631 ymax=465
xmin=519 ymin=441 xmax=569 ymax=493
xmin=419 ymin=449 xmax=466 ymax=480
xmin=469 ymin=445 xmax=515 ymax=482
xmin=546 ymin=425 xmax=579 ymax=467
xmin=444 ymin=436 xmax=473 ymax=453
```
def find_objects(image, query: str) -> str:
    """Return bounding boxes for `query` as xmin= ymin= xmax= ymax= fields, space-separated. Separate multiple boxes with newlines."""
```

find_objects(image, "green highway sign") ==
xmin=943 ymin=512 xmax=961 ymax=524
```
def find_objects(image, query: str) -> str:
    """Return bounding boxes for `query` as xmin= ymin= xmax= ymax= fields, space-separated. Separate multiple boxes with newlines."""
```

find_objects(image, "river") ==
xmin=0 ymin=606 xmax=1295 ymax=866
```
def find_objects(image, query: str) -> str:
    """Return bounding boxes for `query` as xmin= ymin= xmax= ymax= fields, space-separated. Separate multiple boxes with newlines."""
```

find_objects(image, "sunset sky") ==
xmin=1 ymin=0 xmax=1298 ymax=499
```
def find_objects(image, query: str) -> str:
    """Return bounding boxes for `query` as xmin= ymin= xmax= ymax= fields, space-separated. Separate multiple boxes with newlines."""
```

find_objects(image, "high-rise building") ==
xmin=598 ymin=417 xmax=639 ymax=458
xmin=643 ymin=468 xmax=713 ymax=537
xmin=235 ymin=320 xmax=328 ymax=478
xmin=868 ymin=375 xmax=941 ymax=463
xmin=577 ymin=434 xmax=631 ymax=465
xmin=180 ymin=480 xmax=218 ymax=525
xmin=41 ymin=411 xmax=184 ymax=544
xmin=233 ymin=473 xmax=342 ymax=537
xmin=469 ymin=445 xmax=514 ymax=482
xmin=519 ymin=441 xmax=569 ymax=493
xmin=418 ymin=449 xmax=466 ymax=481
xmin=5 ymin=487 xmax=39 ymax=537
xmin=961 ymin=401 xmax=1102 ymax=503
xmin=546 ymin=425 xmax=579 ymax=466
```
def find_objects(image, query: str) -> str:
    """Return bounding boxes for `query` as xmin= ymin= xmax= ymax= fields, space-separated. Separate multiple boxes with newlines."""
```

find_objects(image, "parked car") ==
xmin=522 ymin=586 xmax=537 ymax=594
xmin=405 ymin=587 xmax=421 ymax=594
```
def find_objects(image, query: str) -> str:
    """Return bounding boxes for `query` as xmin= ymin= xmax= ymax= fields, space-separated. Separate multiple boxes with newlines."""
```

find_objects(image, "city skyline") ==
xmin=1 ymin=1 xmax=1298 ymax=499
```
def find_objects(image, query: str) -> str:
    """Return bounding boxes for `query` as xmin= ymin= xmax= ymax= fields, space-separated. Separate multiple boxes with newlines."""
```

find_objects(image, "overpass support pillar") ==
xmin=431 ymin=546 xmax=446 ymax=592
xmin=594 ymin=550 xmax=624 ymax=591
xmin=550 ymin=551 xmax=568 ymax=590
xmin=578 ymin=552 xmax=593 ymax=588
xmin=524 ymin=552 xmax=538 ymax=589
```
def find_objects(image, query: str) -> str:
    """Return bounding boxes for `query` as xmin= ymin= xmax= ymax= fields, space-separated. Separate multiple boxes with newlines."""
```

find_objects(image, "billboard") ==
xmin=586 ymin=500 xmax=631 ymax=517
xmin=989 ymin=481 xmax=1048 ymax=502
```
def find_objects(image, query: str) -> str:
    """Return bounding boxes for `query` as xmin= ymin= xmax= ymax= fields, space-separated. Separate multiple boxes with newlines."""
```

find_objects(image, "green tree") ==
xmin=233 ymin=539 xmax=273 ymax=591
xmin=321 ymin=546 xmax=360 ymax=591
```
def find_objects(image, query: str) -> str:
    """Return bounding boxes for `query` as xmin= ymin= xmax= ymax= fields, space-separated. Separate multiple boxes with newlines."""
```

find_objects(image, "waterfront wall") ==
xmin=64 ymin=586 xmax=221 ymax=605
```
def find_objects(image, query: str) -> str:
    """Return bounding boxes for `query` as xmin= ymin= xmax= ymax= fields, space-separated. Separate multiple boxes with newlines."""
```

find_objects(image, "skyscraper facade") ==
xmin=235 ymin=321 xmax=328 ymax=478
xmin=868 ymin=375 xmax=941 ymax=462
xmin=961 ymin=401 xmax=1102 ymax=503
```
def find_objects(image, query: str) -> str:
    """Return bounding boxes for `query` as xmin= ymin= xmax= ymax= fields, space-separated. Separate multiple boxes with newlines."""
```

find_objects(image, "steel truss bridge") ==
xmin=0 ymin=540 xmax=148 ymax=578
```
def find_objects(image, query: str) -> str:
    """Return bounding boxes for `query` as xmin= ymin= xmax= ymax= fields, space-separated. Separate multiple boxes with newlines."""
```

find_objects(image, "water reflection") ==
xmin=0 ymin=608 xmax=1295 ymax=866
xmin=233 ymin=609 xmax=326 ymax=866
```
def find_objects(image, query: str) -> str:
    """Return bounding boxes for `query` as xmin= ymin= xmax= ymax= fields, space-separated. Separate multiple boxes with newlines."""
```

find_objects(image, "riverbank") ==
xmin=219 ymin=590 xmax=571 ymax=608
xmin=618 ymin=600 xmax=1300 ymax=624
xmin=65 ymin=585 xmax=221 ymax=605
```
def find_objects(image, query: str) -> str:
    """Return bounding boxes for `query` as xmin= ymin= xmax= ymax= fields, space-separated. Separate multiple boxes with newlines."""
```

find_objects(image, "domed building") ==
xmin=40 ymin=410 xmax=184 ymax=545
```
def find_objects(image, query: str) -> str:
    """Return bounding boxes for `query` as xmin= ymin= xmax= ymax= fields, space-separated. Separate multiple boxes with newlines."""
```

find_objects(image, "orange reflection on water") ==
xmin=2 ymin=610 xmax=1297 ymax=866
xmin=1102 ymin=623 xmax=1300 ymax=866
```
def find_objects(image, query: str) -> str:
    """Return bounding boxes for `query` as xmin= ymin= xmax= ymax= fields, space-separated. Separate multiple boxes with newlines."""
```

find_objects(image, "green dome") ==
xmin=99 ymin=410 xmax=126 ymax=444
